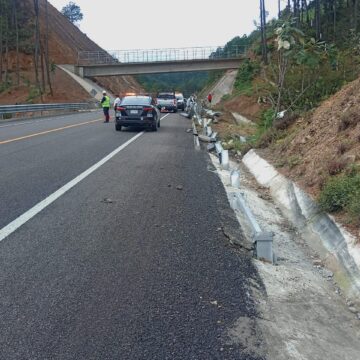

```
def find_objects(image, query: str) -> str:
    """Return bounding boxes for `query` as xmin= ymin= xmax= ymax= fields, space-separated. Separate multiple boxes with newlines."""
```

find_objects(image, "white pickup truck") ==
xmin=155 ymin=92 xmax=177 ymax=112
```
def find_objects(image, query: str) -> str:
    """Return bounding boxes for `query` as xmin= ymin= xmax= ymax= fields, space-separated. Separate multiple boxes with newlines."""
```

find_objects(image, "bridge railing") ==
xmin=77 ymin=45 xmax=248 ymax=65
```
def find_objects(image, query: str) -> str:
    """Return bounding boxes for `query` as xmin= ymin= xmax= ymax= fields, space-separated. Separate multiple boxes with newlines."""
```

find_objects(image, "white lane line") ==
xmin=0 ymin=131 xmax=144 ymax=242
xmin=0 ymin=110 xmax=166 ymax=130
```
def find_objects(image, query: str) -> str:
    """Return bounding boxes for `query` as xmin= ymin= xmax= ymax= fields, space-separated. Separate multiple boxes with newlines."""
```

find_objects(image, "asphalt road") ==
xmin=0 ymin=112 xmax=264 ymax=359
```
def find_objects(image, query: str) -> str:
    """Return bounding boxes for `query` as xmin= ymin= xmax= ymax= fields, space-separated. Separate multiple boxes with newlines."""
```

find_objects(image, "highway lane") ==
xmin=0 ymin=112 xmax=264 ymax=359
xmin=0 ymin=111 xmax=104 ymax=142
xmin=0 ymin=111 xmax=147 ymax=229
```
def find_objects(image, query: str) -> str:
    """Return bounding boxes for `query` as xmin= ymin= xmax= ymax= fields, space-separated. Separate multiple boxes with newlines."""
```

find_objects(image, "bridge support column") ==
xmin=74 ymin=66 xmax=84 ymax=78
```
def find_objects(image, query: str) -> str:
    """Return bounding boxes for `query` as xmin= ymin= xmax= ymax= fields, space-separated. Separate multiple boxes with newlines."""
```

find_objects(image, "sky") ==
xmin=49 ymin=0 xmax=287 ymax=51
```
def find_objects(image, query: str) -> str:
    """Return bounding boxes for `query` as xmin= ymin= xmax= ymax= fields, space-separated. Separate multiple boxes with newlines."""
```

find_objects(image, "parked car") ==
xmin=115 ymin=95 xmax=161 ymax=131
xmin=175 ymin=93 xmax=185 ymax=110
xmin=155 ymin=92 xmax=177 ymax=112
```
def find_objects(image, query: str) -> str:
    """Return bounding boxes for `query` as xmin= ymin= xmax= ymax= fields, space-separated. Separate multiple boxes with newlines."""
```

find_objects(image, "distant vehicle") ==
xmin=155 ymin=92 xmax=177 ymax=112
xmin=175 ymin=93 xmax=185 ymax=111
xmin=115 ymin=95 xmax=161 ymax=132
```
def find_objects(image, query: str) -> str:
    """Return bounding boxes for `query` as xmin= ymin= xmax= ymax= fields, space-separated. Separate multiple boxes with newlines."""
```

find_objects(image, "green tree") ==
xmin=272 ymin=20 xmax=306 ymax=114
xmin=61 ymin=1 xmax=83 ymax=24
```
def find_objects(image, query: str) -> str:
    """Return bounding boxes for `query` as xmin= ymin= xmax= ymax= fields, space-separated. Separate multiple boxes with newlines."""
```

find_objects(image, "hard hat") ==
xmin=102 ymin=90 xmax=106 ymax=94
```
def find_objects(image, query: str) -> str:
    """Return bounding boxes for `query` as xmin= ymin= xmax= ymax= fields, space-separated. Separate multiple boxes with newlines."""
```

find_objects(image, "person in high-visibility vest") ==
xmin=101 ymin=90 xmax=111 ymax=122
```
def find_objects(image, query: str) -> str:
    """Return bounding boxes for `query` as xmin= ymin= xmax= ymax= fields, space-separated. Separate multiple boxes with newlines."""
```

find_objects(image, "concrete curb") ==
xmin=243 ymin=149 xmax=360 ymax=298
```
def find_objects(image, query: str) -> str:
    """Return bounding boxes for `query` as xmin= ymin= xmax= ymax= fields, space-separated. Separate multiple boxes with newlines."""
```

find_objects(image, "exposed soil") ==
xmin=91 ymin=76 xmax=144 ymax=97
xmin=223 ymin=94 xmax=265 ymax=122
xmin=0 ymin=68 xmax=92 ymax=104
xmin=208 ymin=111 xmax=255 ymax=140
xmin=260 ymin=78 xmax=360 ymax=199
xmin=209 ymin=72 xmax=360 ymax=194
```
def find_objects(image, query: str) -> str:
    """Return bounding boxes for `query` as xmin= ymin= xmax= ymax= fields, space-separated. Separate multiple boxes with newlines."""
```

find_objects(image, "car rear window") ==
xmin=121 ymin=96 xmax=151 ymax=106
xmin=176 ymin=95 xmax=184 ymax=100
xmin=157 ymin=94 xmax=175 ymax=99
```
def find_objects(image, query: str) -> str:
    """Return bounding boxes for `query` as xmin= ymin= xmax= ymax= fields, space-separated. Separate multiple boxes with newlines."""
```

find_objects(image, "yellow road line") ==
xmin=0 ymin=118 xmax=103 ymax=145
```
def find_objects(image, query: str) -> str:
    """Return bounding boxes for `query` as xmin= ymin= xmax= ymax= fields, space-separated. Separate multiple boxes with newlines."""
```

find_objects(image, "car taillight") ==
xmin=143 ymin=107 xmax=153 ymax=112
xmin=173 ymin=99 xmax=177 ymax=105
xmin=117 ymin=106 xmax=125 ymax=111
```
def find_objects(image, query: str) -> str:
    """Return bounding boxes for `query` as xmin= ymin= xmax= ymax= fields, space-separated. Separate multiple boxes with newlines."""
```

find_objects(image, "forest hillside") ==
xmin=0 ymin=0 xmax=143 ymax=104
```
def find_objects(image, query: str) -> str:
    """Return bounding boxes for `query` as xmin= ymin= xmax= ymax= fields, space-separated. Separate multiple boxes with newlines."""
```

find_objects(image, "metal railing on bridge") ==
xmin=77 ymin=45 xmax=248 ymax=65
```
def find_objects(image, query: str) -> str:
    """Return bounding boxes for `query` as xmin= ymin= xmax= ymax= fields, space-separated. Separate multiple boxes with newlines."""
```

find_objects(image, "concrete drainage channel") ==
xmin=191 ymin=103 xmax=275 ymax=264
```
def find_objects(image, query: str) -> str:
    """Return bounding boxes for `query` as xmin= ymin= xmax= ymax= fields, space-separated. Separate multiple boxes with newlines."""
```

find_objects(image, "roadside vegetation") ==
xmin=213 ymin=1 xmax=360 ymax=227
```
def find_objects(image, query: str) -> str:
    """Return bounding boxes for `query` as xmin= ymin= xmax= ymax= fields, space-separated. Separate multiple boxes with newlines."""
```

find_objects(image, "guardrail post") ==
xmin=230 ymin=170 xmax=240 ymax=188
xmin=210 ymin=132 xmax=218 ymax=142
xmin=221 ymin=149 xmax=229 ymax=170
xmin=215 ymin=142 xmax=223 ymax=157
xmin=206 ymin=126 xmax=212 ymax=137
xmin=254 ymin=232 xmax=274 ymax=263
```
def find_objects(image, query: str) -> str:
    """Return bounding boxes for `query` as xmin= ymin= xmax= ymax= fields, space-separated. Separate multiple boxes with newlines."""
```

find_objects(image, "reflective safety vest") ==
xmin=102 ymin=95 xmax=110 ymax=108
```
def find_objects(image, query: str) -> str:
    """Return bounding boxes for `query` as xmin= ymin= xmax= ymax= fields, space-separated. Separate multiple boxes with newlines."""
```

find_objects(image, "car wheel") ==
xmin=173 ymin=108 xmax=177 ymax=113
xmin=115 ymin=123 xmax=122 ymax=131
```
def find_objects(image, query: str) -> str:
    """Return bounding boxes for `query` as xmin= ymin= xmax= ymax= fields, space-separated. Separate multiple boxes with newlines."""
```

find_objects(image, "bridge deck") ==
xmin=75 ymin=46 xmax=248 ymax=77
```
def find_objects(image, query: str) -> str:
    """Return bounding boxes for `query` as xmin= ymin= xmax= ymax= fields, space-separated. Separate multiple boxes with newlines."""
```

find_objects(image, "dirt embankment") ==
xmin=211 ymin=73 xmax=360 ymax=238
xmin=223 ymin=95 xmax=264 ymax=122
xmin=0 ymin=0 xmax=143 ymax=104
xmin=212 ymin=72 xmax=360 ymax=200
xmin=260 ymin=78 xmax=360 ymax=198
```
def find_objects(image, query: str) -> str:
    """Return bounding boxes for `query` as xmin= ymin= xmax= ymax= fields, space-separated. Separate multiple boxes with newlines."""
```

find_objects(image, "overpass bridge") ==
xmin=75 ymin=46 xmax=248 ymax=77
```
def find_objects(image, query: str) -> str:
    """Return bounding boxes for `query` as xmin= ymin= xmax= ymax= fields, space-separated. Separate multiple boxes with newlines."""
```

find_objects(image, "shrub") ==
xmin=274 ymin=112 xmax=299 ymax=130
xmin=221 ymin=94 xmax=232 ymax=102
xmin=348 ymin=193 xmax=360 ymax=225
xmin=327 ymin=160 xmax=347 ymax=175
xmin=255 ymin=128 xmax=280 ymax=148
xmin=288 ymin=155 xmax=302 ymax=169
xmin=234 ymin=59 xmax=260 ymax=94
xmin=252 ymin=109 xmax=279 ymax=148
xmin=337 ymin=142 xmax=349 ymax=155
xmin=319 ymin=174 xmax=360 ymax=212
xmin=338 ymin=109 xmax=360 ymax=132
xmin=259 ymin=108 xmax=276 ymax=130
xmin=26 ymin=87 xmax=41 ymax=103
xmin=0 ymin=80 xmax=11 ymax=93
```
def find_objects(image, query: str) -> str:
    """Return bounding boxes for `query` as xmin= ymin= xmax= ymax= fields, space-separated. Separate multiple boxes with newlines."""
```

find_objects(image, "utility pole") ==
xmin=260 ymin=0 xmax=268 ymax=64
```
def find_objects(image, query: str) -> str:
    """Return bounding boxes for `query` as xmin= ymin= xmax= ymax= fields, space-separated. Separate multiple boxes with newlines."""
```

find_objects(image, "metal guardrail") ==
xmin=0 ymin=103 xmax=94 ymax=119
xmin=77 ymin=45 xmax=248 ymax=65
xmin=192 ymin=100 xmax=275 ymax=264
